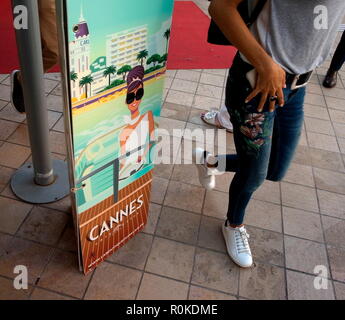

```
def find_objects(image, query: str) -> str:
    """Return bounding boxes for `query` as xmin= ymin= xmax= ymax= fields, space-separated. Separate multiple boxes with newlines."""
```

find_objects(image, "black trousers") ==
xmin=330 ymin=31 xmax=345 ymax=71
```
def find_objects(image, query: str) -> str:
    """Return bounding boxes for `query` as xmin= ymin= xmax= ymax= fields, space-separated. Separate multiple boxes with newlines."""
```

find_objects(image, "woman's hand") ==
xmin=245 ymin=60 xmax=286 ymax=112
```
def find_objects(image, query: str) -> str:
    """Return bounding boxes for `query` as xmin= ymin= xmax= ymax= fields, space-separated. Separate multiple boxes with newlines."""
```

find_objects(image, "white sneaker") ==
xmin=222 ymin=221 xmax=253 ymax=268
xmin=193 ymin=148 xmax=216 ymax=190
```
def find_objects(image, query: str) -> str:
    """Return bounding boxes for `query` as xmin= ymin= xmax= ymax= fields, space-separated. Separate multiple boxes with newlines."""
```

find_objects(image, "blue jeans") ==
xmin=220 ymin=55 xmax=305 ymax=225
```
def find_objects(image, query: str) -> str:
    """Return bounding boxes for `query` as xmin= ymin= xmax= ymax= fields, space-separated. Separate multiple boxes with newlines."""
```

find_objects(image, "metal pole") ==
xmin=13 ymin=0 xmax=53 ymax=185
xmin=11 ymin=0 xmax=70 ymax=203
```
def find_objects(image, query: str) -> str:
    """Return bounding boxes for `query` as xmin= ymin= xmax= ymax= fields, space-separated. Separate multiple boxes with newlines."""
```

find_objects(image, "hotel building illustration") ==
xmin=69 ymin=10 xmax=148 ymax=100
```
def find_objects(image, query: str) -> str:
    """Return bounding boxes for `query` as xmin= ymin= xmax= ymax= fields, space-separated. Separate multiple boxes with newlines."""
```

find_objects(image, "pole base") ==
xmin=11 ymin=160 xmax=70 ymax=204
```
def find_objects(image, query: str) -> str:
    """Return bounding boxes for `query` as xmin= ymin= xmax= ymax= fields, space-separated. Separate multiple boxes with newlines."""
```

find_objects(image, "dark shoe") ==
xmin=323 ymin=69 xmax=338 ymax=88
xmin=10 ymin=70 xmax=25 ymax=113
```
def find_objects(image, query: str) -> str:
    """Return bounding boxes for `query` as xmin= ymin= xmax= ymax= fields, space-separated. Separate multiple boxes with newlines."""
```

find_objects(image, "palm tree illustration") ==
xmin=137 ymin=50 xmax=149 ymax=66
xmin=103 ymin=65 xmax=117 ymax=86
xmin=159 ymin=54 xmax=168 ymax=66
xmin=164 ymin=28 xmax=171 ymax=54
xmin=79 ymin=75 xmax=94 ymax=99
xmin=147 ymin=54 xmax=161 ymax=67
xmin=117 ymin=65 xmax=132 ymax=81
xmin=70 ymin=71 xmax=78 ymax=82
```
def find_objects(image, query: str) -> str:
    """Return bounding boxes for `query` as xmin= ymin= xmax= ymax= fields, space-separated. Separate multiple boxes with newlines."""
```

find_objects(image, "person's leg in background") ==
xmin=323 ymin=31 xmax=345 ymax=88
xmin=11 ymin=0 xmax=59 ymax=113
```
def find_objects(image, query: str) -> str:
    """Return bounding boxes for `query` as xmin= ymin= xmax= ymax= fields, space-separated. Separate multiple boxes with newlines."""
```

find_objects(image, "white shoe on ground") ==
xmin=193 ymin=148 xmax=216 ymax=190
xmin=222 ymin=221 xmax=253 ymax=268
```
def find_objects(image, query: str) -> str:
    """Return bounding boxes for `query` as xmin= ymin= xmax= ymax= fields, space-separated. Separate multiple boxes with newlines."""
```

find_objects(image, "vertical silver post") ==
xmin=10 ymin=0 xmax=70 ymax=203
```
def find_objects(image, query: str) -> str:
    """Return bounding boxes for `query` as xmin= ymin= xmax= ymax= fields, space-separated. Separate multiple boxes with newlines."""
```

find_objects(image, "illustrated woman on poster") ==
xmin=119 ymin=66 xmax=155 ymax=180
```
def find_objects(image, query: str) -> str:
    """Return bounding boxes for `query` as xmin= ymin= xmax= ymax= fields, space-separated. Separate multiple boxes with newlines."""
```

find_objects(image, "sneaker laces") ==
xmin=234 ymin=227 xmax=251 ymax=255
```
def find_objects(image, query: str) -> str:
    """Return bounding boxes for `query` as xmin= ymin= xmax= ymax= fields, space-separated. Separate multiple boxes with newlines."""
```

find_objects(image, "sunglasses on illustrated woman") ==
xmin=126 ymin=88 xmax=144 ymax=104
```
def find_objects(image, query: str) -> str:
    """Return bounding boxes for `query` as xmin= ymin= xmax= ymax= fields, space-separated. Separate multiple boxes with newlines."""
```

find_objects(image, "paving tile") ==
xmin=198 ymin=216 xmax=226 ymax=253
xmin=245 ymin=199 xmax=282 ymax=232
xmin=203 ymin=69 xmax=227 ymax=76
xmin=325 ymin=96 xmax=345 ymax=111
xmin=191 ymin=248 xmax=239 ymax=295
xmin=0 ymin=197 xmax=33 ymax=234
xmin=189 ymin=285 xmax=237 ymax=300
xmin=107 ymin=233 xmax=153 ymax=269
xmin=158 ymin=117 xmax=186 ymax=137
xmin=44 ymin=78 xmax=59 ymax=94
xmin=283 ymin=163 xmax=315 ymax=187
xmin=239 ymin=263 xmax=286 ymax=300
xmin=285 ymin=236 xmax=329 ymax=275
xmin=57 ymin=223 xmax=78 ymax=252
xmin=0 ymin=166 xmax=15 ymax=193
xmin=52 ymin=116 xmax=65 ymax=132
xmin=0 ymin=84 xmax=11 ymax=101
xmin=203 ymin=190 xmax=228 ymax=220
xmin=309 ymin=148 xmax=345 ymax=173
xmin=327 ymin=245 xmax=345 ymax=283
xmin=150 ymin=176 xmax=169 ymax=204
xmin=46 ymin=94 xmax=63 ymax=112
xmin=17 ymin=206 xmax=68 ymax=246
xmin=200 ymin=73 xmax=225 ymax=87
xmin=41 ymin=194 xmax=72 ymax=214
xmin=0 ymin=237 xmax=52 ymax=284
xmin=304 ymin=117 xmax=335 ymax=136
xmin=287 ymin=270 xmax=335 ymax=300
xmin=322 ymin=215 xmax=345 ymax=248
xmin=156 ymin=206 xmax=200 ymax=245
xmin=85 ymin=262 xmax=141 ymax=300
xmin=329 ymin=109 xmax=345 ymax=124
xmin=292 ymin=145 xmax=312 ymax=166
xmin=246 ymin=226 xmax=284 ymax=267
xmin=307 ymin=132 xmax=339 ymax=152
xmin=304 ymin=93 xmax=326 ymax=107
xmin=281 ymin=182 xmax=319 ymax=213
xmin=164 ymin=76 xmax=173 ymax=89
xmin=322 ymin=87 xmax=345 ymax=99
xmin=313 ymin=167 xmax=345 ymax=194
xmin=164 ymin=180 xmax=205 ymax=214
xmin=49 ymin=131 xmax=66 ymax=155
xmin=334 ymin=281 xmax=345 ymax=300
xmin=171 ymin=78 xmax=198 ymax=94
xmin=175 ymin=70 xmax=201 ymax=82
xmin=0 ymin=74 xmax=8 ymax=83
xmin=214 ymin=172 xmax=234 ymax=193
xmin=283 ymin=207 xmax=323 ymax=242
xmin=317 ymin=189 xmax=345 ymax=219
xmin=146 ymin=237 xmax=195 ymax=282
xmin=137 ymin=273 xmax=189 ymax=300
xmin=0 ymin=276 xmax=31 ymax=300
xmin=166 ymin=70 xmax=177 ymax=78
xmin=0 ymin=119 xmax=19 ymax=140
xmin=192 ymin=95 xmax=221 ymax=111
xmin=39 ymin=250 xmax=92 ymax=299
xmin=166 ymin=90 xmax=194 ymax=107
xmin=252 ymin=180 xmax=281 ymax=205
xmin=339 ymin=137 xmax=345 ymax=154
xmin=0 ymin=142 xmax=31 ymax=168
xmin=161 ymin=102 xmax=190 ymax=122
xmin=304 ymin=104 xmax=330 ymax=120
xmin=30 ymin=288 xmax=74 ymax=300
xmin=44 ymin=73 xmax=61 ymax=81
xmin=7 ymin=124 xmax=30 ymax=146
xmin=196 ymin=84 xmax=223 ymax=99
xmin=298 ymin=130 xmax=308 ymax=147
xmin=142 ymin=203 xmax=161 ymax=235
xmin=153 ymin=163 xmax=174 ymax=179
xmin=306 ymin=83 xmax=323 ymax=95
xmin=0 ymin=232 xmax=12 ymax=258
xmin=333 ymin=122 xmax=345 ymax=138
xmin=171 ymin=164 xmax=201 ymax=186
xmin=0 ymin=105 xmax=26 ymax=122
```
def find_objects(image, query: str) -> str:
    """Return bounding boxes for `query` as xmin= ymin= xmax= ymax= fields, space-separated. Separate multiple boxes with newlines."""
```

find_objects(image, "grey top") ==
xmin=245 ymin=0 xmax=345 ymax=74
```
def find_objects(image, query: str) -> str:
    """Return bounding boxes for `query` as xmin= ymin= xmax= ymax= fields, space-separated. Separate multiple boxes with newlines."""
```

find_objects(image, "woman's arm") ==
xmin=209 ymin=0 xmax=286 ymax=111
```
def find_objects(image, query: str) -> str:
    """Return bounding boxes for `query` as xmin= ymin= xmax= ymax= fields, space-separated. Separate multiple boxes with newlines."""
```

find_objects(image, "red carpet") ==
xmin=167 ymin=1 xmax=237 ymax=70
xmin=0 ymin=0 xmax=235 ymax=73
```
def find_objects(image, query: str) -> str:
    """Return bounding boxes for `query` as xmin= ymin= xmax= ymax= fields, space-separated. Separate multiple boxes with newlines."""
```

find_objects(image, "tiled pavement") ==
xmin=1 ymin=2 xmax=345 ymax=301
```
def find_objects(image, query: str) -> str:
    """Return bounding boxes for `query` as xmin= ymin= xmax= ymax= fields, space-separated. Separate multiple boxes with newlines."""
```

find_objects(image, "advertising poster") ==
xmin=57 ymin=0 xmax=174 ymax=274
